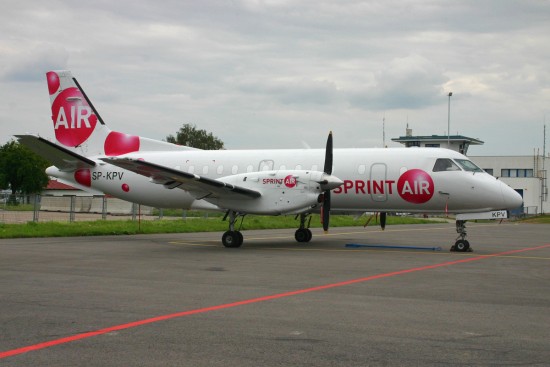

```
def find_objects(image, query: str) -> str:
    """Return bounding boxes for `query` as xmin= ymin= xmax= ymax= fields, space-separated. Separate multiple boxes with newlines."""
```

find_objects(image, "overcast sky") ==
xmin=1 ymin=0 xmax=549 ymax=155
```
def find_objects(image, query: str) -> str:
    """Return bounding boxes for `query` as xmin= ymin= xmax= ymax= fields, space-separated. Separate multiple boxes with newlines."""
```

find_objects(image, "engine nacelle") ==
xmin=212 ymin=170 xmax=337 ymax=215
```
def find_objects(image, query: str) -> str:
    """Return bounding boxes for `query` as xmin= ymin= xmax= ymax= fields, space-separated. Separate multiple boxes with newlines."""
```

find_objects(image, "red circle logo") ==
xmin=51 ymin=87 xmax=98 ymax=147
xmin=104 ymin=131 xmax=140 ymax=156
xmin=284 ymin=175 xmax=297 ymax=188
xmin=74 ymin=169 xmax=91 ymax=187
xmin=46 ymin=71 xmax=60 ymax=95
xmin=397 ymin=169 xmax=434 ymax=204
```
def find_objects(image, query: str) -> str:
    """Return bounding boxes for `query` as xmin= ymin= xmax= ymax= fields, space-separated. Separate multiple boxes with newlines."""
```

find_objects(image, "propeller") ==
xmin=322 ymin=131 xmax=333 ymax=232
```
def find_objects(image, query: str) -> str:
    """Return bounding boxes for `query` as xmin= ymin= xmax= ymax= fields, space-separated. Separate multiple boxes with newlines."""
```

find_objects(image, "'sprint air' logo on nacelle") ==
xmin=397 ymin=169 xmax=434 ymax=204
xmin=262 ymin=175 xmax=297 ymax=188
xmin=49 ymin=75 xmax=97 ymax=147
xmin=284 ymin=175 xmax=297 ymax=188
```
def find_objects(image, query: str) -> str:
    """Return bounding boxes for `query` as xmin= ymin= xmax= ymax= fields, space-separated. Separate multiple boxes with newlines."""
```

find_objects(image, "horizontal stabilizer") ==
xmin=102 ymin=157 xmax=261 ymax=200
xmin=15 ymin=135 xmax=96 ymax=171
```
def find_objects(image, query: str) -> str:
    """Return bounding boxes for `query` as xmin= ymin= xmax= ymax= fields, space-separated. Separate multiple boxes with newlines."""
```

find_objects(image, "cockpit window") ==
xmin=433 ymin=158 xmax=461 ymax=172
xmin=454 ymin=159 xmax=483 ymax=172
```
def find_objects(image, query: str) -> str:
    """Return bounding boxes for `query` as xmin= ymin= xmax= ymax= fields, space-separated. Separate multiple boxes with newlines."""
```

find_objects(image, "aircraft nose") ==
xmin=500 ymin=181 xmax=523 ymax=210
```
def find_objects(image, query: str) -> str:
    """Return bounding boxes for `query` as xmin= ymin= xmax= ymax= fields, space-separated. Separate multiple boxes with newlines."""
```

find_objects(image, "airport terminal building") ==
xmin=392 ymin=131 xmax=548 ymax=215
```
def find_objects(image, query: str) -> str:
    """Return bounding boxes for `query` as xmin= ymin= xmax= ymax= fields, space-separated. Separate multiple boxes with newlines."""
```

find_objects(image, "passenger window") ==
xmin=188 ymin=166 xmax=195 ymax=174
xmin=231 ymin=165 xmax=238 ymax=174
xmin=202 ymin=166 xmax=209 ymax=175
xmin=246 ymin=165 xmax=253 ymax=173
xmin=216 ymin=165 xmax=223 ymax=175
xmin=433 ymin=159 xmax=461 ymax=172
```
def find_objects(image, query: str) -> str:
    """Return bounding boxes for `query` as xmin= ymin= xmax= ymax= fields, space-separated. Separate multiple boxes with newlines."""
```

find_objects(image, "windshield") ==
xmin=454 ymin=159 xmax=483 ymax=172
xmin=433 ymin=158 xmax=461 ymax=172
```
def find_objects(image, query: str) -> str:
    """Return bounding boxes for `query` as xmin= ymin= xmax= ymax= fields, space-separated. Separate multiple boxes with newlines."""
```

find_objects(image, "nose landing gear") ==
xmin=451 ymin=220 xmax=472 ymax=252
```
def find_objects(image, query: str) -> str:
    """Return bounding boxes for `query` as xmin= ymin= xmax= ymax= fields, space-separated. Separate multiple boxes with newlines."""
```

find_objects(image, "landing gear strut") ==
xmin=451 ymin=220 xmax=472 ymax=252
xmin=222 ymin=210 xmax=244 ymax=248
xmin=294 ymin=213 xmax=313 ymax=243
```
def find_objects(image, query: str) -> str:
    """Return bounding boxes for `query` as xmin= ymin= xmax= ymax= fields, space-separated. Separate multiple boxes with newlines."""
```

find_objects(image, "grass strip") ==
xmin=0 ymin=215 xmax=443 ymax=239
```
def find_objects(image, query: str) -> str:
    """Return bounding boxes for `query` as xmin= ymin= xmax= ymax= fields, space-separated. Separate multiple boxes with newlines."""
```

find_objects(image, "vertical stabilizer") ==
xmin=46 ymin=70 xmax=196 ymax=157
xmin=47 ymin=70 xmax=113 ymax=156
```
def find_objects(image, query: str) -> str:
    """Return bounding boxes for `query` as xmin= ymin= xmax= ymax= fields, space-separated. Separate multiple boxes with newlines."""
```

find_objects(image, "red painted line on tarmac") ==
xmin=2 ymin=243 xmax=549 ymax=360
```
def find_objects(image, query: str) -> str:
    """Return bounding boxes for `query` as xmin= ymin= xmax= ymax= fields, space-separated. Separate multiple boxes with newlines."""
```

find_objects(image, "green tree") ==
xmin=0 ymin=140 xmax=50 ymax=201
xmin=166 ymin=123 xmax=224 ymax=150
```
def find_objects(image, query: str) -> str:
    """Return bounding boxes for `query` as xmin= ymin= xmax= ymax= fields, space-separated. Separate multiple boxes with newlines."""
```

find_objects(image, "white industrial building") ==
xmin=392 ymin=130 xmax=548 ymax=215
xmin=470 ymin=155 xmax=547 ymax=215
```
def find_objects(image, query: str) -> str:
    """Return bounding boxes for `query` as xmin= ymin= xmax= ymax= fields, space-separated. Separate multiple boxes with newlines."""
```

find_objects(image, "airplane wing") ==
xmin=15 ymin=135 xmax=96 ymax=172
xmin=101 ymin=157 xmax=261 ymax=200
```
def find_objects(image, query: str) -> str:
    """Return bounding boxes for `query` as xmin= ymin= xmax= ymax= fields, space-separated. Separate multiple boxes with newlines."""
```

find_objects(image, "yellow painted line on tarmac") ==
xmin=168 ymin=241 xmax=446 ymax=254
xmin=167 ymin=239 xmax=550 ymax=260
xmin=168 ymin=222 xmax=502 ymax=245
xmin=305 ymin=222 xmax=507 ymax=238
xmin=168 ymin=242 xmax=219 ymax=247
xmin=167 ymin=223 xmax=548 ymax=258
xmin=249 ymin=248 xmax=550 ymax=261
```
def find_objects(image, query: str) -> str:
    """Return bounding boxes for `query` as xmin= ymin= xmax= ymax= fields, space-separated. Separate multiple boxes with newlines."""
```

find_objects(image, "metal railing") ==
xmin=0 ymin=194 xmax=155 ymax=224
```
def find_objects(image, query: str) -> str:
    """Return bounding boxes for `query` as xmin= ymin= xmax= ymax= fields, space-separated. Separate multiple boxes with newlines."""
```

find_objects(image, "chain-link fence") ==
xmin=0 ymin=194 xmax=161 ymax=224
xmin=0 ymin=193 xmax=534 ymax=224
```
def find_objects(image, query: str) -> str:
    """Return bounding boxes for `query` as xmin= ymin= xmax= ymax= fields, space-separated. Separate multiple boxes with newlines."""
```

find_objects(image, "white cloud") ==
xmin=347 ymin=54 xmax=448 ymax=110
xmin=1 ymin=45 xmax=69 ymax=82
xmin=0 ymin=0 xmax=549 ymax=155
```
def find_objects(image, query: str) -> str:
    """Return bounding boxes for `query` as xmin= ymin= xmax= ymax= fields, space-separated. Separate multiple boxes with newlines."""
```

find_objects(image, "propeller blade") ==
xmin=321 ymin=131 xmax=334 ymax=233
xmin=322 ymin=190 xmax=331 ymax=232
xmin=324 ymin=131 xmax=333 ymax=175
xmin=380 ymin=211 xmax=386 ymax=230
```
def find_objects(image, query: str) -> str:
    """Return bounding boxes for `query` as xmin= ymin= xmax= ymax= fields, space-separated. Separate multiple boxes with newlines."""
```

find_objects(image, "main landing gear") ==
xmin=451 ymin=220 xmax=472 ymax=252
xmin=294 ymin=213 xmax=313 ymax=243
xmin=222 ymin=211 xmax=244 ymax=248
xmin=221 ymin=211 xmax=315 ymax=248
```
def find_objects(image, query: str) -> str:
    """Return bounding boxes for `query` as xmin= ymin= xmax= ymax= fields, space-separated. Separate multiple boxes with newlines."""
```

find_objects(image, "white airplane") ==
xmin=17 ymin=71 xmax=523 ymax=251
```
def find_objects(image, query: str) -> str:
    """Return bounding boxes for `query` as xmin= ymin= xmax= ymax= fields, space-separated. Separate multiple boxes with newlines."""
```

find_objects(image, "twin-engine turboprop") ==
xmin=17 ymin=71 xmax=523 ymax=250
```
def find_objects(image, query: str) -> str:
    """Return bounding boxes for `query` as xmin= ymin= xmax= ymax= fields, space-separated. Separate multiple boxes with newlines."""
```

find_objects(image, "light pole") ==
xmin=447 ymin=92 xmax=453 ymax=148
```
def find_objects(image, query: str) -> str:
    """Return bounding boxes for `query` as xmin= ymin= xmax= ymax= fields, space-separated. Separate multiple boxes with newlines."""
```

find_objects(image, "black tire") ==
xmin=305 ymin=228 xmax=313 ymax=242
xmin=295 ymin=228 xmax=308 ymax=243
xmin=295 ymin=228 xmax=313 ymax=243
xmin=222 ymin=231 xmax=243 ymax=248
xmin=454 ymin=239 xmax=470 ymax=252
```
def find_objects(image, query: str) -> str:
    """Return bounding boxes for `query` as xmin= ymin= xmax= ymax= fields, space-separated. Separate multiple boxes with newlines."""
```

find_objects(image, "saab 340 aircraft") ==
xmin=17 ymin=71 xmax=522 ymax=250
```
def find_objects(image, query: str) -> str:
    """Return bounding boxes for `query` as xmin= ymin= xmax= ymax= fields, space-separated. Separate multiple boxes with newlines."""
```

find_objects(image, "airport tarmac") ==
xmin=1 ymin=222 xmax=549 ymax=366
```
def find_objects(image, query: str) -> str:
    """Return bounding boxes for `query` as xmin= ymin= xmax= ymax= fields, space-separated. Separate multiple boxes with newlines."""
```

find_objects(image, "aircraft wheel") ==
xmin=305 ymin=228 xmax=313 ymax=242
xmin=454 ymin=239 xmax=470 ymax=252
xmin=222 ymin=231 xmax=243 ymax=248
xmin=236 ymin=231 xmax=244 ymax=245
xmin=294 ymin=228 xmax=307 ymax=242
xmin=294 ymin=228 xmax=308 ymax=242
xmin=295 ymin=228 xmax=311 ymax=243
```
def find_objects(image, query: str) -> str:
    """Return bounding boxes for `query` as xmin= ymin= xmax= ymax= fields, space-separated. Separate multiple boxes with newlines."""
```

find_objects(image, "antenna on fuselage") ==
xmin=382 ymin=113 xmax=386 ymax=148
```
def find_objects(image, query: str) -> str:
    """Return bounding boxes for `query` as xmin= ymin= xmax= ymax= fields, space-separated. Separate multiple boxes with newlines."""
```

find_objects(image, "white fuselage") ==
xmin=47 ymin=147 xmax=522 ymax=215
